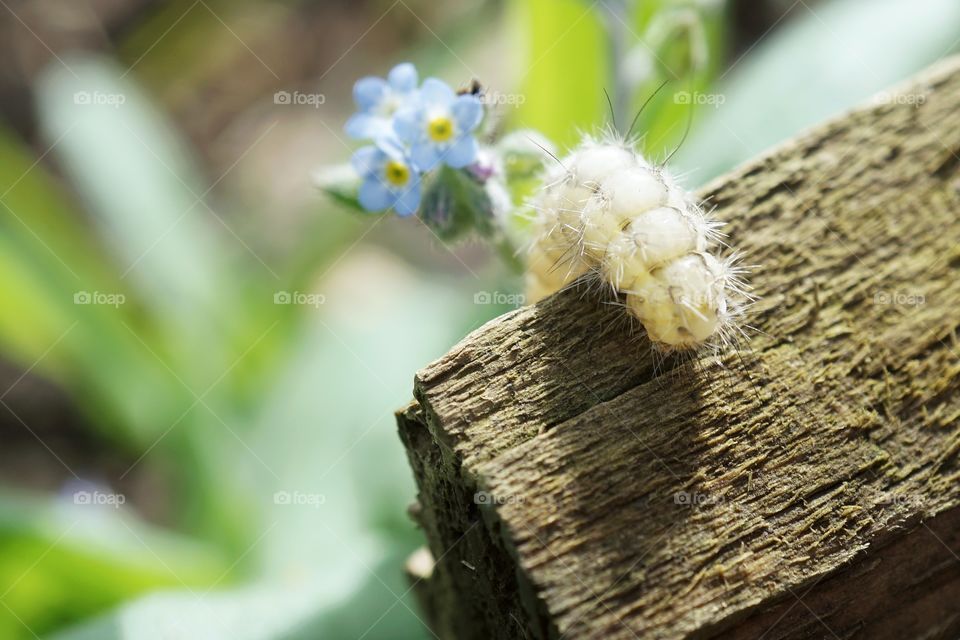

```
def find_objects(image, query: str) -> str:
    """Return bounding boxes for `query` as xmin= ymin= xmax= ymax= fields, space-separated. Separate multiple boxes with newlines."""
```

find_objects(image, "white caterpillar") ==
xmin=525 ymin=135 xmax=749 ymax=352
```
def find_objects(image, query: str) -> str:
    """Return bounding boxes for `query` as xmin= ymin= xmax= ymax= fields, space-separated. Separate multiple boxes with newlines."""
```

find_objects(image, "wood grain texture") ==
xmin=398 ymin=55 xmax=960 ymax=640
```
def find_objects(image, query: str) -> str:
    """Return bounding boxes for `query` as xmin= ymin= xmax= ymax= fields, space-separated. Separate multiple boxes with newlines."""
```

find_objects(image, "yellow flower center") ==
xmin=427 ymin=116 xmax=455 ymax=143
xmin=384 ymin=160 xmax=410 ymax=187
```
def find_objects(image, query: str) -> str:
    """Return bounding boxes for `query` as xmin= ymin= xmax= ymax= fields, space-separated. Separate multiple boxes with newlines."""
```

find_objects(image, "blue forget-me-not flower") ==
xmin=343 ymin=63 xmax=485 ymax=216
xmin=351 ymin=139 xmax=421 ymax=216
xmin=393 ymin=78 xmax=483 ymax=171
xmin=345 ymin=62 xmax=420 ymax=141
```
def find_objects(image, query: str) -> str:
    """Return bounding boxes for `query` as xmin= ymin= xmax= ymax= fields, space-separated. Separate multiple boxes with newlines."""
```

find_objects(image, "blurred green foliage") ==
xmin=513 ymin=0 xmax=609 ymax=148
xmin=0 ymin=0 xmax=957 ymax=638
xmin=2 ymin=52 xmax=480 ymax=639
xmin=671 ymin=0 xmax=960 ymax=184
xmin=513 ymin=0 xmax=726 ymax=158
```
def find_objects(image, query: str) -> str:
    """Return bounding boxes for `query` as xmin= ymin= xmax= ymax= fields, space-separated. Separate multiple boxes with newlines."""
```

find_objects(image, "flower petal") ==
xmin=393 ymin=180 xmax=421 ymax=216
xmin=351 ymin=145 xmax=385 ymax=177
xmin=442 ymin=135 xmax=479 ymax=169
xmin=411 ymin=142 xmax=442 ymax=172
xmin=420 ymin=77 xmax=455 ymax=107
xmin=452 ymin=95 xmax=483 ymax=132
xmin=393 ymin=107 xmax=424 ymax=144
xmin=345 ymin=113 xmax=389 ymax=140
xmin=353 ymin=77 xmax=387 ymax=111
xmin=388 ymin=63 xmax=418 ymax=93
xmin=358 ymin=177 xmax=394 ymax=212
xmin=376 ymin=134 xmax=407 ymax=160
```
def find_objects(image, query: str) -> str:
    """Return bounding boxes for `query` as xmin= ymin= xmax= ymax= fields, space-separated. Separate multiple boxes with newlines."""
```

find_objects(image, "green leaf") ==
xmin=50 ymin=552 xmax=429 ymax=640
xmin=513 ymin=0 xmax=607 ymax=149
xmin=418 ymin=166 xmax=495 ymax=241
xmin=627 ymin=1 xmax=728 ymax=162
xmin=0 ymin=490 xmax=224 ymax=640
xmin=312 ymin=163 xmax=368 ymax=215
xmin=34 ymin=54 xmax=249 ymax=384
xmin=496 ymin=129 xmax=556 ymax=204
xmin=0 ymin=125 xmax=195 ymax=445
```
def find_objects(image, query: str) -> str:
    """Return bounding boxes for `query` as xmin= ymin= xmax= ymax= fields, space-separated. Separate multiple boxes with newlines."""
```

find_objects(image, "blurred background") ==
xmin=0 ymin=0 xmax=957 ymax=638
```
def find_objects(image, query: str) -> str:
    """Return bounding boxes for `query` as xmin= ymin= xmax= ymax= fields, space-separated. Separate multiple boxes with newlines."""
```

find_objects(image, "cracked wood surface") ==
xmin=398 ymin=55 xmax=960 ymax=640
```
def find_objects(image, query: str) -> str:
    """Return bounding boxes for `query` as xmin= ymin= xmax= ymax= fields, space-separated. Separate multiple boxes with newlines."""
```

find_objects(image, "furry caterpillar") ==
xmin=526 ymin=135 xmax=748 ymax=352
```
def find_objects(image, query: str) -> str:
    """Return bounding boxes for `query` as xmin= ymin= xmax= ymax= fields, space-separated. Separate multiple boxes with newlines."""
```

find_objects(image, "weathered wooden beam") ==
xmin=398 ymin=55 xmax=960 ymax=640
